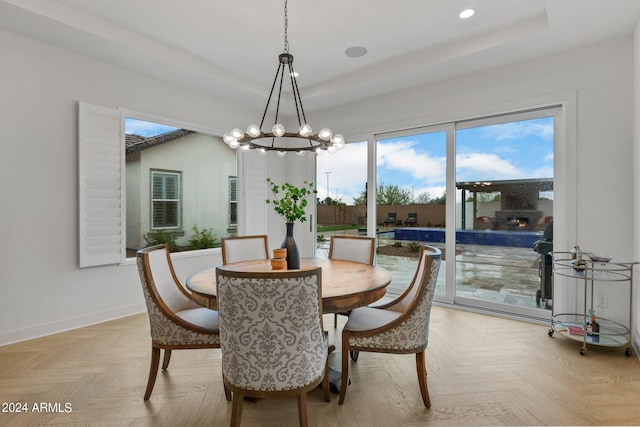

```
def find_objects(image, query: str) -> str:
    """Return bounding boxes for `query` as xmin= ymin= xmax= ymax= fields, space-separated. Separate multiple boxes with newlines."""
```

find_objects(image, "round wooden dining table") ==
xmin=186 ymin=258 xmax=392 ymax=314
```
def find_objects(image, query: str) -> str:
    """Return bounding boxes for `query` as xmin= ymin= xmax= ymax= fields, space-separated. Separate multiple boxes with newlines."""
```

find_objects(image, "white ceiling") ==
xmin=2 ymin=0 xmax=640 ymax=112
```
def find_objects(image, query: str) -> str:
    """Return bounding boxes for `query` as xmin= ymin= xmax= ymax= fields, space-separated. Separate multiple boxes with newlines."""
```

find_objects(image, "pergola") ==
xmin=456 ymin=178 xmax=554 ymax=229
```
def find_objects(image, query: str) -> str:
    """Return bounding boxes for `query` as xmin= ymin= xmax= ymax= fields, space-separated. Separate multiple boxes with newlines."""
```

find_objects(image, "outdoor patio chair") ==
xmin=404 ymin=212 xmax=418 ymax=226
xmin=383 ymin=212 xmax=398 ymax=227
xmin=220 ymin=235 xmax=269 ymax=264
xmin=338 ymin=245 xmax=441 ymax=408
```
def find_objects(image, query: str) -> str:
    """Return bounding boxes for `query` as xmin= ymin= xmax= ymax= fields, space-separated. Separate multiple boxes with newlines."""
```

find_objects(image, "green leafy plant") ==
xmin=408 ymin=241 xmax=422 ymax=252
xmin=266 ymin=178 xmax=317 ymax=223
xmin=143 ymin=229 xmax=178 ymax=252
xmin=189 ymin=225 xmax=217 ymax=250
xmin=393 ymin=241 xmax=403 ymax=248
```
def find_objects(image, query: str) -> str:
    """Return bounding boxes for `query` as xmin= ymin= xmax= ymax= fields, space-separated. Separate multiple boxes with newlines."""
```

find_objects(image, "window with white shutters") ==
xmin=229 ymin=176 xmax=237 ymax=227
xmin=151 ymin=171 xmax=181 ymax=229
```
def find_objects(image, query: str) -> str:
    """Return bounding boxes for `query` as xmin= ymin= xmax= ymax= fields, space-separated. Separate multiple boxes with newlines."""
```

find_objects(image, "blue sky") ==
xmin=317 ymin=116 xmax=554 ymax=204
xmin=125 ymin=118 xmax=178 ymax=137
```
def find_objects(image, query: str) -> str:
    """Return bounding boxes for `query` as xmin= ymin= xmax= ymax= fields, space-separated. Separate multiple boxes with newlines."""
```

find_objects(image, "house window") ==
xmin=229 ymin=176 xmax=237 ymax=227
xmin=151 ymin=170 xmax=181 ymax=229
xmin=79 ymin=103 xmax=238 ymax=266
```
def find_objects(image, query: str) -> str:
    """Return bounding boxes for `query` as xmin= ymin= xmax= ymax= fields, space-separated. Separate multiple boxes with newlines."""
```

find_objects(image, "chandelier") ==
xmin=223 ymin=0 xmax=344 ymax=157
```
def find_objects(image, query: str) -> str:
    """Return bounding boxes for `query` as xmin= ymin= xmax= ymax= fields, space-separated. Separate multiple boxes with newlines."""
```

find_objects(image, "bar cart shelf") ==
xmin=548 ymin=252 xmax=636 ymax=356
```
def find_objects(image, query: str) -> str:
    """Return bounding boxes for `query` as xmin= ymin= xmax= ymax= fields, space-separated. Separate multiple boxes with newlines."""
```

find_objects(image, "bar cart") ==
xmin=548 ymin=251 xmax=636 ymax=356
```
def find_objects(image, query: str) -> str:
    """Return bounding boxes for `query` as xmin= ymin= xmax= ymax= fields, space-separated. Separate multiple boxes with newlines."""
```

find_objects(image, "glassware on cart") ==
xmin=587 ymin=253 xmax=613 ymax=275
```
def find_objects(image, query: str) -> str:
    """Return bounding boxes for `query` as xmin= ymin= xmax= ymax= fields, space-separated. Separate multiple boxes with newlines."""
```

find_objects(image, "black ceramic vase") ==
xmin=281 ymin=222 xmax=300 ymax=269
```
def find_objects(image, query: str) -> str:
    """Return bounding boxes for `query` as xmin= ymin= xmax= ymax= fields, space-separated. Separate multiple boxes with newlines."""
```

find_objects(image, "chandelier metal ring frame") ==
xmin=223 ymin=0 xmax=344 ymax=157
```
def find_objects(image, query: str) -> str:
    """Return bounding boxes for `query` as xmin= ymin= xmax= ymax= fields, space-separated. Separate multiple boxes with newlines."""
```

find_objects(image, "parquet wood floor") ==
xmin=1 ymin=307 xmax=639 ymax=426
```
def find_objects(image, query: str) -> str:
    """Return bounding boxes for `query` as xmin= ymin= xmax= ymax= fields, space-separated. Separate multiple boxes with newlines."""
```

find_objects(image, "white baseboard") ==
xmin=0 ymin=303 xmax=146 ymax=347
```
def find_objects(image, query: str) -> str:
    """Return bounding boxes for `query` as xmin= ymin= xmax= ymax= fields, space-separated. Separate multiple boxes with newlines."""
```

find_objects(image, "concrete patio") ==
xmin=317 ymin=228 xmax=546 ymax=310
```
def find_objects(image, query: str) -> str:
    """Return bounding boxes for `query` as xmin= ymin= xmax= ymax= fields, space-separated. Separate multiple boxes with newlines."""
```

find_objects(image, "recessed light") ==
xmin=345 ymin=46 xmax=368 ymax=58
xmin=459 ymin=8 xmax=475 ymax=19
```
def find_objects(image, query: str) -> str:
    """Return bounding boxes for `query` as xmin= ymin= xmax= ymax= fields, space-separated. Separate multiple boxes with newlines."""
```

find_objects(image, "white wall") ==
xmin=0 ymin=29 xmax=255 ymax=345
xmin=1 ymin=25 xmax=639 ymax=352
xmin=633 ymin=18 xmax=640 ymax=353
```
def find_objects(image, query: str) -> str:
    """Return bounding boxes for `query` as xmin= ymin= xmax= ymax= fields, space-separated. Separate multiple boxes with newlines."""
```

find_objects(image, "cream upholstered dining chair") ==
xmin=136 ymin=245 xmax=221 ymax=400
xmin=216 ymin=267 xmax=330 ymax=427
xmin=328 ymin=235 xmax=376 ymax=327
xmin=220 ymin=235 xmax=269 ymax=264
xmin=338 ymin=245 xmax=441 ymax=408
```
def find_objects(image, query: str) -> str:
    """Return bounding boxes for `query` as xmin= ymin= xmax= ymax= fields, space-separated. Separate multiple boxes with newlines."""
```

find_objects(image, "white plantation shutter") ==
xmin=239 ymin=150 xmax=267 ymax=235
xmin=78 ymin=102 xmax=124 ymax=267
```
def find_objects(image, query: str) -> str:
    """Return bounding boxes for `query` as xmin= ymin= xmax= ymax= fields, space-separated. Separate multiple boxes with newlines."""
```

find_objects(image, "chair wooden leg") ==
xmin=297 ymin=392 xmax=308 ymax=427
xmin=144 ymin=346 xmax=161 ymax=400
xmin=224 ymin=383 xmax=232 ymax=402
xmin=334 ymin=313 xmax=338 ymax=328
xmin=161 ymin=349 xmax=172 ymax=370
xmin=321 ymin=361 xmax=331 ymax=402
xmin=230 ymin=391 xmax=244 ymax=427
xmin=338 ymin=333 xmax=350 ymax=404
xmin=416 ymin=351 xmax=431 ymax=408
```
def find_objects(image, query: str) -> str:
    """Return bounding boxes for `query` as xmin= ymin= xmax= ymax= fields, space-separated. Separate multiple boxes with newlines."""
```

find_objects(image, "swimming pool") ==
xmin=392 ymin=227 xmax=541 ymax=248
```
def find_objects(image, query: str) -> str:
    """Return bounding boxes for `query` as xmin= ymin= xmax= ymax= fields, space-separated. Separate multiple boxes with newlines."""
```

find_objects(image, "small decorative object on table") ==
xmin=270 ymin=257 xmax=287 ymax=270
xmin=271 ymin=248 xmax=287 ymax=270
xmin=266 ymin=178 xmax=317 ymax=269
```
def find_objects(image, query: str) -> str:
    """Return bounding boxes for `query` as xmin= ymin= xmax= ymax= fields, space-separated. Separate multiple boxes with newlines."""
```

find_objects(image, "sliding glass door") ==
xmin=372 ymin=107 xmax=559 ymax=318
xmin=454 ymin=109 xmax=557 ymax=317
xmin=375 ymin=125 xmax=450 ymax=300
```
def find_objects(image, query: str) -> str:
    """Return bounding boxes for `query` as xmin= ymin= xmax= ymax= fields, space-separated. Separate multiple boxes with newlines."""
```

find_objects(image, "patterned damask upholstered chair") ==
xmin=328 ymin=235 xmax=376 ymax=327
xmin=216 ymin=267 xmax=330 ymax=427
xmin=338 ymin=245 xmax=441 ymax=408
xmin=137 ymin=245 xmax=221 ymax=400
xmin=220 ymin=235 xmax=269 ymax=265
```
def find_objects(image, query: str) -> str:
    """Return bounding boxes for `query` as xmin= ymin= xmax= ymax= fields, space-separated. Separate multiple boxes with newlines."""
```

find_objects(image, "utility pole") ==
xmin=325 ymin=171 xmax=331 ymax=200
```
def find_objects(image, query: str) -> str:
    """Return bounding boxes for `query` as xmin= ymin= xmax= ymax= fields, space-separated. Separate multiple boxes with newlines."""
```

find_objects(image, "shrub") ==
xmin=408 ymin=241 xmax=422 ymax=252
xmin=393 ymin=241 xmax=402 ymax=248
xmin=143 ymin=229 xmax=178 ymax=252
xmin=189 ymin=225 xmax=217 ymax=250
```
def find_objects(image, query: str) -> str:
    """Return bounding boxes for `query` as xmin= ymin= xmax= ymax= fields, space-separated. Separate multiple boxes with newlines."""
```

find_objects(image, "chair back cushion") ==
xmin=216 ymin=267 xmax=326 ymax=391
xmin=137 ymin=245 xmax=219 ymax=346
xmin=386 ymin=247 xmax=432 ymax=313
xmin=329 ymin=236 xmax=375 ymax=265
xmin=144 ymin=246 xmax=199 ymax=313
xmin=221 ymin=235 xmax=269 ymax=264
xmin=350 ymin=247 xmax=440 ymax=352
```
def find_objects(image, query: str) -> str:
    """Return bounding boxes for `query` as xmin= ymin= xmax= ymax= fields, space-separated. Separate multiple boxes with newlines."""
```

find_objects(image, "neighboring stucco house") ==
xmin=125 ymin=129 xmax=237 ymax=251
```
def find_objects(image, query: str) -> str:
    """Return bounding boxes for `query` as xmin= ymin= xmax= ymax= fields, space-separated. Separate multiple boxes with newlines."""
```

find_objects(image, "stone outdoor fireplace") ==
xmin=456 ymin=178 xmax=553 ymax=231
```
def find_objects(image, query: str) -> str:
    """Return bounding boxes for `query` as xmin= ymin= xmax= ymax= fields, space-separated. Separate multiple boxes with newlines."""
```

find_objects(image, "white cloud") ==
xmin=456 ymin=152 xmax=522 ymax=180
xmin=377 ymin=140 xmax=445 ymax=182
xmin=481 ymin=120 xmax=553 ymax=142
xmin=317 ymin=141 xmax=368 ymax=203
